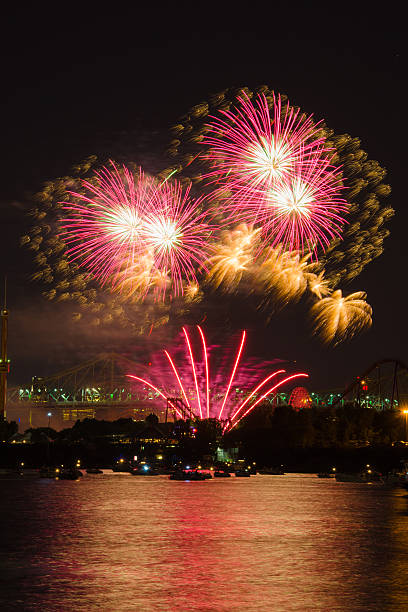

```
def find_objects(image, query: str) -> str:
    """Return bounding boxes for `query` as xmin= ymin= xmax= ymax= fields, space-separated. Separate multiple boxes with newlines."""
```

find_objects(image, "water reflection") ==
xmin=1 ymin=475 xmax=408 ymax=610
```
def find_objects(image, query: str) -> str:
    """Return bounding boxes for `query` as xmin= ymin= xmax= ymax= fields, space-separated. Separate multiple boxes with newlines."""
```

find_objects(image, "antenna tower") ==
xmin=0 ymin=278 xmax=10 ymax=420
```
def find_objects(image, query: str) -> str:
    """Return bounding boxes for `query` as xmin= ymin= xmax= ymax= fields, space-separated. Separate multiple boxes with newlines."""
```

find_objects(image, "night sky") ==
xmin=1 ymin=6 xmax=406 ymax=391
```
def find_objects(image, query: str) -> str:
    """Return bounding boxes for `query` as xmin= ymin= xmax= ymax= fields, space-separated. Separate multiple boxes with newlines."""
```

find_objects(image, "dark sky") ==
xmin=1 ymin=5 xmax=406 ymax=390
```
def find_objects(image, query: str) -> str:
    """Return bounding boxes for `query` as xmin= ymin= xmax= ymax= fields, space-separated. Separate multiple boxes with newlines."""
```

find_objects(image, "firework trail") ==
xmin=127 ymin=326 xmax=308 ymax=429
xmin=310 ymin=289 xmax=372 ymax=344
xmin=60 ymin=162 xmax=216 ymax=298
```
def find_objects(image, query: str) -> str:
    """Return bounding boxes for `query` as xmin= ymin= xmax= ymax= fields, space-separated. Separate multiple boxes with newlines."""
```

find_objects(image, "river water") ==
xmin=1 ymin=473 xmax=408 ymax=611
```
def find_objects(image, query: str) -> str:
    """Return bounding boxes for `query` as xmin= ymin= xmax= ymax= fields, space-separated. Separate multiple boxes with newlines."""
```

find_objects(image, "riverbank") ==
xmin=1 ymin=441 xmax=407 ymax=474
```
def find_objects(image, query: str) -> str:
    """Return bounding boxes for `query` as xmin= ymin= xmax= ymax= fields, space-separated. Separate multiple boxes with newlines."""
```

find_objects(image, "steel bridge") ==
xmin=6 ymin=353 xmax=168 ymax=429
xmin=6 ymin=355 xmax=408 ymax=431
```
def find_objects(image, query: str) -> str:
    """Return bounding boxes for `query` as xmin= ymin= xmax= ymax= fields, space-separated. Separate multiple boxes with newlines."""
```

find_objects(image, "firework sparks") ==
xmin=310 ymin=289 xmax=372 ymax=344
xmin=260 ymin=156 xmax=347 ymax=254
xmin=202 ymin=93 xmax=347 ymax=255
xmin=258 ymin=247 xmax=314 ymax=305
xmin=306 ymin=270 xmax=332 ymax=299
xmin=141 ymin=181 xmax=215 ymax=297
xmin=127 ymin=327 xmax=308 ymax=427
xmin=203 ymin=93 xmax=328 ymax=200
xmin=60 ymin=162 xmax=216 ymax=299
xmin=184 ymin=282 xmax=201 ymax=302
xmin=206 ymin=224 xmax=260 ymax=291
xmin=60 ymin=163 xmax=151 ymax=287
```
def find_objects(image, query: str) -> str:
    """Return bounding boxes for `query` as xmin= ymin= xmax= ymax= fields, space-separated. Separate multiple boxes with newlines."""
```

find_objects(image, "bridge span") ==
xmin=6 ymin=354 xmax=408 ymax=431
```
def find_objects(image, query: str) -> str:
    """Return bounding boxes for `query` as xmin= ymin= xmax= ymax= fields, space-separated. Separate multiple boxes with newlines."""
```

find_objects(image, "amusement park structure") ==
xmin=331 ymin=359 xmax=408 ymax=410
xmin=6 ymin=352 xmax=299 ymax=430
xmin=5 ymin=353 xmax=408 ymax=431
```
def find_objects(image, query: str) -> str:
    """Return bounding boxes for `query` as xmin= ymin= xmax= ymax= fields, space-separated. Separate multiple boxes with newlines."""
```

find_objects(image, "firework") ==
xmin=60 ymin=162 xmax=216 ymax=298
xmin=184 ymin=282 xmax=202 ymax=302
xmin=310 ymin=289 xmax=372 ymax=344
xmin=20 ymin=159 xmax=175 ymax=333
xmin=306 ymin=270 xmax=332 ymax=299
xmin=258 ymin=247 xmax=314 ymax=305
xmin=259 ymin=155 xmax=347 ymax=254
xmin=141 ymin=180 xmax=215 ymax=297
xmin=127 ymin=326 xmax=308 ymax=428
xmin=164 ymin=85 xmax=393 ymax=285
xmin=206 ymin=224 xmax=260 ymax=291
xmin=202 ymin=92 xmax=348 ymax=255
xmin=203 ymin=93 xmax=328 ymax=201
xmin=60 ymin=163 xmax=151 ymax=287
xmin=22 ymin=86 xmax=392 ymax=343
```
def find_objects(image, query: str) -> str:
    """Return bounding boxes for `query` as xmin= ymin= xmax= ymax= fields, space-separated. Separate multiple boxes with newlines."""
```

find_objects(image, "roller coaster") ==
xmin=5 ymin=354 xmax=408 ymax=431
xmin=332 ymin=359 xmax=408 ymax=410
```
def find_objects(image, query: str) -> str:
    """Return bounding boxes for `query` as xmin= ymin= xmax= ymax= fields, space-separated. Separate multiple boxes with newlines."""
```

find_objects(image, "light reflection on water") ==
xmin=1 ymin=474 xmax=408 ymax=611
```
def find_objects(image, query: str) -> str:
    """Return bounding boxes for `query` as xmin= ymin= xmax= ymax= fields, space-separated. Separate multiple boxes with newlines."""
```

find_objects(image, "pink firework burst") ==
xmin=202 ymin=93 xmax=348 ymax=255
xmin=260 ymin=155 xmax=348 ymax=254
xmin=141 ymin=181 xmax=215 ymax=297
xmin=60 ymin=162 xmax=151 ymax=286
xmin=60 ymin=162 xmax=216 ymax=298
xmin=127 ymin=326 xmax=308 ymax=431
xmin=203 ymin=93 xmax=328 ymax=201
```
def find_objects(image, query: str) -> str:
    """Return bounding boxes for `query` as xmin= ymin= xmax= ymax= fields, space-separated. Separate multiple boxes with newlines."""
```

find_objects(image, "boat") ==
xmin=259 ymin=468 xmax=285 ymax=475
xmin=58 ymin=468 xmax=83 ymax=480
xmin=169 ymin=470 xmax=207 ymax=481
xmin=335 ymin=470 xmax=383 ymax=484
xmin=86 ymin=468 xmax=103 ymax=474
xmin=132 ymin=467 xmax=160 ymax=476
xmin=214 ymin=471 xmax=231 ymax=478
xmin=39 ymin=467 xmax=59 ymax=478
xmin=112 ymin=460 xmax=133 ymax=473
xmin=235 ymin=469 xmax=251 ymax=477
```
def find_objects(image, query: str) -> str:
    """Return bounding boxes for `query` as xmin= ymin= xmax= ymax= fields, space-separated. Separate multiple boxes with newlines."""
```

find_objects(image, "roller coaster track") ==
xmin=332 ymin=359 xmax=408 ymax=409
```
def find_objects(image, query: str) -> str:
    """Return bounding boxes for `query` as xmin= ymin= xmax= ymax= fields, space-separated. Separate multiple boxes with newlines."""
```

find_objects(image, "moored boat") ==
xmin=169 ymin=470 xmax=207 ymax=481
xmin=132 ymin=467 xmax=160 ymax=475
xmin=235 ymin=469 xmax=251 ymax=477
xmin=112 ymin=460 xmax=134 ymax=473
xmin=335 ymin=470 xmax=383 ymax=484
xmin=39 ymin=466 xmax=59 ymax=478
xmin=259 ymin=468 xmax=285 ymax=475
xmin=214 ymin=471 xmax=231 ymax=478
xmin=58 ymin=468 xmax=83 ymax=480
